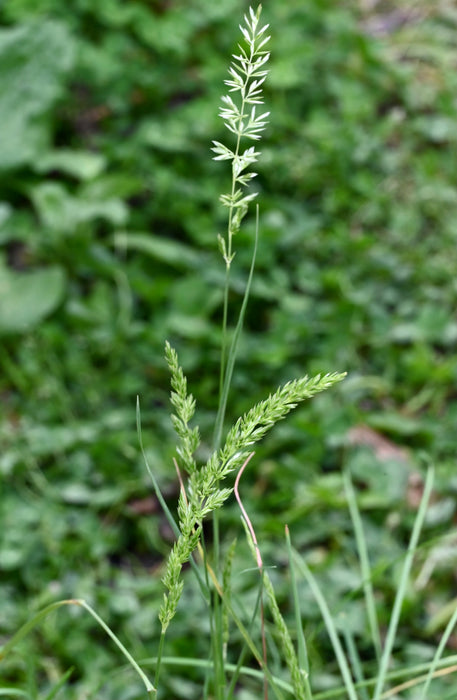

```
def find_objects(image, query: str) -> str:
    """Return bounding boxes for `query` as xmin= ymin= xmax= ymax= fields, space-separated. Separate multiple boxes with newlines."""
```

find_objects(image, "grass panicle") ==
xmin=212 ymin=4 xmax=270 ymax=267
xmin=219 ymin=372 xmax=346 ymax=471
xmin=158 ymin=341 xmax=345 ymax=646
xmin=165 ymin=340 xmax=200 ymax=475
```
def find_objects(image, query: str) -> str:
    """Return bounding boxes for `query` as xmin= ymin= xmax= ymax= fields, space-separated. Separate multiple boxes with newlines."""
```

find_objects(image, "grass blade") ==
xmin=43 ymin=667 xmax=74 ymax=700
xmin=419 ymin=598 xmax=457 ymax=699
xmin=141 ymin=655 xmax=296 ymax=696
xmin=136 ymin=397 xmax=180 ymax=539
xmin=291 ymin=551 xmax=359 ymax=700
xmin=341 ymin=623 xmax=369 ymax=700
xmin=343 ymin=467 xmax=381 ymax=660
xmin=305 ymin=654 xmax=457 ymax=699
xmin=70 ymin=599 xmax=155 ymax=696
xmin=372 ymin=463 xmax=435 ymax=700
xmin=285 ymin=525 xmax=313 ymax=700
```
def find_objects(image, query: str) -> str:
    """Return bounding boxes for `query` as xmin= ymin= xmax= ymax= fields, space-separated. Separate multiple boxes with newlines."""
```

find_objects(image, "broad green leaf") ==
xmin=34 ymin=149 xmax=106 ymax=180
xmin=114 ymin=231 xmax=201 ymax=269
xmin=0 ymin=20 xmax=75 ymax=169
xmin=32 ymin=183 xmax=128 ymax=231
xmin=0 ymin=260 xmax=66 ymax=333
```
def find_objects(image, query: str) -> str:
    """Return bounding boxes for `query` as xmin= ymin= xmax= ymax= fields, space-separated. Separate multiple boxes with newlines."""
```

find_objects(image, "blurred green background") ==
xmin=1 ymin=1 xmax=457 ymax=698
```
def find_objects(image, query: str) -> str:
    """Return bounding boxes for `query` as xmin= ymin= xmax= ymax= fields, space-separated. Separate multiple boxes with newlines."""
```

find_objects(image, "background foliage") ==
xmin=1 ymin=1 xmax=457 ymax=698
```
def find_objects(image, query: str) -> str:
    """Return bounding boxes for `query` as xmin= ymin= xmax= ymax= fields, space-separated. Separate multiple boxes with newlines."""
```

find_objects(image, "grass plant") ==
xmin=1 ymin=4 xmax=457 ymax=700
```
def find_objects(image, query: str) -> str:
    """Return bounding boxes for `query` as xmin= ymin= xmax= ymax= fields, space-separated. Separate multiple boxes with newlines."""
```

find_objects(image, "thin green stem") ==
xmin=226 ymin=583 xmax=264 ymax=700
xmin=198 ymin=529 xmax=217 ymax=700
xmin=153 ymin=632 xmax=166 ymax=696
xmin=219 ymin=264 xmax=231 ymax=407
xmin=212 ymin=595 xmax=226 ymax=700
xmin=213 ymin=211 xmax=259 ymax=452
xmin=216 ymin=113 xmax=248 ymax=444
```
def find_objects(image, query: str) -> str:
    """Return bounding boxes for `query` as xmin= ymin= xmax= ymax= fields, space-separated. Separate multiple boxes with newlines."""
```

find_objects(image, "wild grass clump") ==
xmin=1 ymin=5 xmax=457 ymax=700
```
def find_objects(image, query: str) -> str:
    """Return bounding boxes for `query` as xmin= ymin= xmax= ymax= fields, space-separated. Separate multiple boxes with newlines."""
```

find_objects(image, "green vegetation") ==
xmin=1 ymin=1 xmax=457 ymax=698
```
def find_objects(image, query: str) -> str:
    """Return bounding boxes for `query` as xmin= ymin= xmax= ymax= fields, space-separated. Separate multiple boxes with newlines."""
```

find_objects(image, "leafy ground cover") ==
xmin=1 ymin=1 xmax=457 ymax=698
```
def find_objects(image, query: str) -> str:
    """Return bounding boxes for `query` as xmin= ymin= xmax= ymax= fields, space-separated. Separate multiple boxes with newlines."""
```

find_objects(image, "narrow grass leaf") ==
xmin=74 ymin=599 xmax=155 ymax=695
xmin=308 ymin=655 xmax=457 ymax=700
xmin=372 ymin=463 xmax=435 ymax=700
xmin=343 ymin=467 xmax=381 ymax=660
xmin=141 ymin=656 xmax=295 ymax=696
xmin=341 ymin=623 xmax=369 ymax=700
xmin=136 ymin=398 xmax=180 ymax=539
xmin=0 ymin=600 xmax=72 ymax=661
xmin=419 ymin=597 xmax=457 ymax=699
xmin=43 ymin=667 xmax=74 ymax=700
xmin=292 ymin=552 xmax=359 ymax=700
